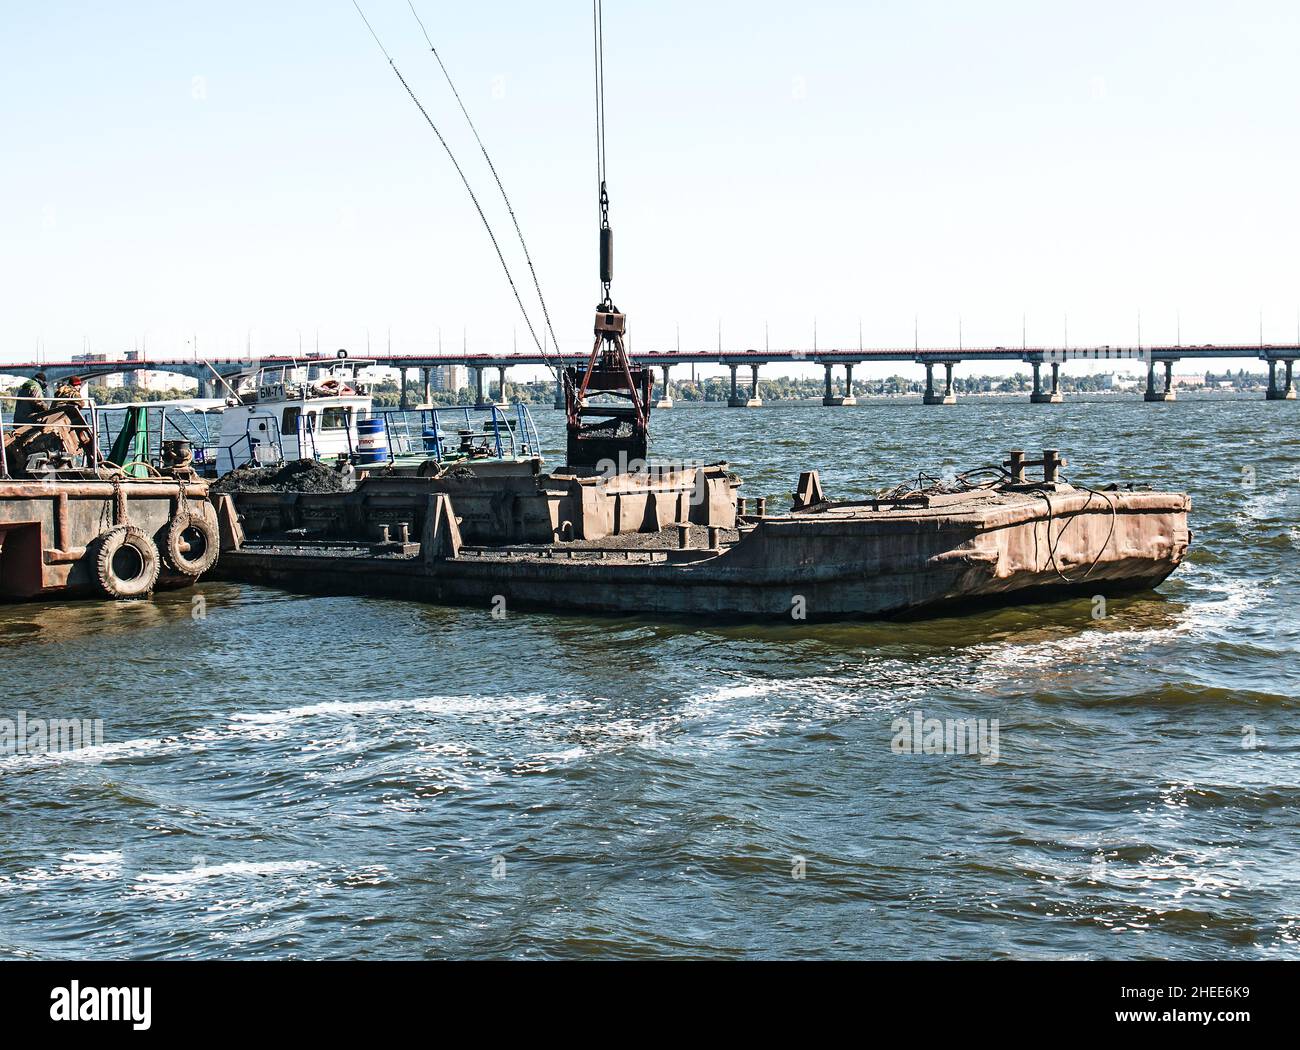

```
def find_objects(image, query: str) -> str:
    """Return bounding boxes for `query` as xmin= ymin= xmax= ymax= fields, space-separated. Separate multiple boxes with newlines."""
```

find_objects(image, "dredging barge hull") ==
xmin=216 ymin=485 xmax=1191 ymax=620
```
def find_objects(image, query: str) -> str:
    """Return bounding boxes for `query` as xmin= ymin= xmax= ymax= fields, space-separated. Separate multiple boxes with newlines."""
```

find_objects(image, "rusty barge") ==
xmin=0 ymin=397 xmax=225 ymax=600
xmin=213 ymin=448 xmax=1191 ymax=621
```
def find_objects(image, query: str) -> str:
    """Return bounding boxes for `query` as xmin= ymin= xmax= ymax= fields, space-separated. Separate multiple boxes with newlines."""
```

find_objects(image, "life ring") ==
xmin=314 ymin=378 xmax=355 ymax=396
xmin=91 ymin=525 xmax=161 ymax=599
xmin=160 ymin=512 xmax=220 ymax=577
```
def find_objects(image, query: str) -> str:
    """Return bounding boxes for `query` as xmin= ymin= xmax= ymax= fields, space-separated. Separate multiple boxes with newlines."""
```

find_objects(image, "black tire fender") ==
xmin=92 ymin=525 xmax=161 ymax=599
xmin=161 ymin=512 xmax=220 ymax=577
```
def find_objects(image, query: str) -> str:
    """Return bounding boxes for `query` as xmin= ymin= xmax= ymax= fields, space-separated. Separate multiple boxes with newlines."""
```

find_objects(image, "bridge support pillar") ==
xmin=654 ymin=364 xmax=674 ymax=409
xmin=474 ymin=367 xmax=489 ymax=409
xmin=925 ymin=361 xmax=957 ymax=404
xmin=823 ymin=363 xmax=855 ymax=406
xmin=399 ymin=367 xmax=410 ymax=410
xmin=554 ymin=375 xmax=566 ymax=409
xmin=737 ymin=363 xmax=762 ymax=407
xmin=1145 ymin=359 xmax=1176 ymax=402
xmin=421 ymin=367 xmax=432 ymax=407
xmin=1030 ymin=360 xmax=1062 ymax=403
xmin=198 ymin=378 xmax=219 ymax=399
xmin=1266 ymin=358 xmax=1296 ymax=399
xmin=495 ymin=365 xmax=509 ymax=406
xmin=727 ymin=363 xmax=747 ymax=407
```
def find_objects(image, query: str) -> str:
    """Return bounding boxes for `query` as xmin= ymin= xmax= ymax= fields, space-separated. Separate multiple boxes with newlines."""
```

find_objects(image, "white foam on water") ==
xmin=972 ymin=570 xmax=1271 ymax=675
xmin=0 ymin=736 xmax=187 ymax=774
xmin=57 ymin=851 xmax=124 ymax=881
xmin=2 ymin=694 xmax=582 ymax=783
xmin=131 ymin=859 xmax=321 ymax=900
xmin=226 ymin=693 xmax=574 ymax=727
xmin=4 ymin=851 xmax=125 ymax=891
xmin=674 ymin=670 xmax=916 ymax=747
xmin=134 ymin=859 xmax=320 ymax=885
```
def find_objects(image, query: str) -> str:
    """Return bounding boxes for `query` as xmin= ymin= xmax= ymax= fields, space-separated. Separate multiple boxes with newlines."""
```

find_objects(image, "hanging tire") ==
xmin=160 ymin=513 xmax=220 ymax=577
xmin=92 ymin=525 xmax=161 ymax=599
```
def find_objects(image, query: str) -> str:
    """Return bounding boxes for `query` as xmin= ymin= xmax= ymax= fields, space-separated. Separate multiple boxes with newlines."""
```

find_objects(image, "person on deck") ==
xmin=54 ymin=376 xmax=86 ymax=404
xmin=13 ymin=372 xmax=49 ymax=423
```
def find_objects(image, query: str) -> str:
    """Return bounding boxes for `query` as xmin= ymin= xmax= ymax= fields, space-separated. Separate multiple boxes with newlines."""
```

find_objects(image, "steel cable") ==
xmin=351 ymin=1 xmax=560 ymax=379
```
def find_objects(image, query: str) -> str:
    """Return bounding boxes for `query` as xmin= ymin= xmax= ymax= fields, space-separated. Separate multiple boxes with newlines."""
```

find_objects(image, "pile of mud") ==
xmin=211 ymin=459 xmax=355 ymax=494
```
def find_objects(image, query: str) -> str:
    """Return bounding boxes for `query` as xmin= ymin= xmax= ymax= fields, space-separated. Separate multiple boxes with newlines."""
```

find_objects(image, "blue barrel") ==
xmin=422 ymin=425 xmax=441 ymax=453
xmin=356 ymin=417 xmax=391 ymax=468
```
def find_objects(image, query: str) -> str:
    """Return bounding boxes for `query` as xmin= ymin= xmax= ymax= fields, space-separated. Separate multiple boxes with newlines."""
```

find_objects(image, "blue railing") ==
xmin=91 ymin=402 xmax=223 ymax=467
xmin=376 ymin=403 xmax=542 ymax=464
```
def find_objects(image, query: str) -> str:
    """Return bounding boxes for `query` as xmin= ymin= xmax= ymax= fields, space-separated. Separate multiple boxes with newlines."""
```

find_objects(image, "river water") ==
xmin=2 ymin=395 xmax=1297 ymax=959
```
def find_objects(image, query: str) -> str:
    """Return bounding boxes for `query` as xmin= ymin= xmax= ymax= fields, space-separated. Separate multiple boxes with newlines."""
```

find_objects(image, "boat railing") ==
xmin=376 ymin=403 xmax=542 ymax=464
xmin=95 ymin=403 xmax=222 ymax=473
xmin=219 ymin=414 xmax=285 ymax=471
xmin=296 ymin=413 xmax=319 ymax=461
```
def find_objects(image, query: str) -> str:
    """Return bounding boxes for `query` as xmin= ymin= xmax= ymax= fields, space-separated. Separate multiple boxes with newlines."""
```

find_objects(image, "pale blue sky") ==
xmin=2 ymin=1 xmax=1298 ymax=377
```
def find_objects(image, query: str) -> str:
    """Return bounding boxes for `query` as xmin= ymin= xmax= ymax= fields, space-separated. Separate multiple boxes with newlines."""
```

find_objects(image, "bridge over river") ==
xmin=2 ymin=343 xmax=1296 ymax=408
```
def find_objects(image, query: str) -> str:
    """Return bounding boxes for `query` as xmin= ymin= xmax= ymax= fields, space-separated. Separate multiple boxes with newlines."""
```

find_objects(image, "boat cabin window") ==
xmin=321 ymin=406 xmax=352 ymax=430
xmin=283 ymin=407 xmax=301 ymax=432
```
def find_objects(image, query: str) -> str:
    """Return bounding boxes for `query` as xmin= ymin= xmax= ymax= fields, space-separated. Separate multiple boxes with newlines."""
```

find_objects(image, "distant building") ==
xmin=123 ymin=350 xmax=145 ymax=388
xmin=1100 ymin=372 xmax=1140 ymax=390
xmin=431 ymin=365 xmax=466 ymax=393
xmin=124 ymin=370 xmax=196 ymax=393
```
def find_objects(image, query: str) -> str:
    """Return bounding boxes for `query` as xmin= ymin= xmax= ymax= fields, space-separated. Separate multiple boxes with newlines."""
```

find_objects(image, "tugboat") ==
xmin=210 ymin=354 xmax=373 ymax=477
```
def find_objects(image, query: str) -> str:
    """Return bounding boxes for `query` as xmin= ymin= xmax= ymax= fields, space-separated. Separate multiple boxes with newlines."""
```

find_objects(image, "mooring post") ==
xmin=1043 ymin=449 xmax=1064 ymax=484
xmin=1005 ymin=450 xmax=1026 ymax=484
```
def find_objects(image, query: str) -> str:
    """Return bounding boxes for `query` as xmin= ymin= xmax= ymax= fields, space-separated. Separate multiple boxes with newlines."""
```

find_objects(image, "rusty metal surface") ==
xmin=217 ymin=480 xmax=1191 ymax=620
xmin=0 ymin=476 xmax=218 ymax=599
